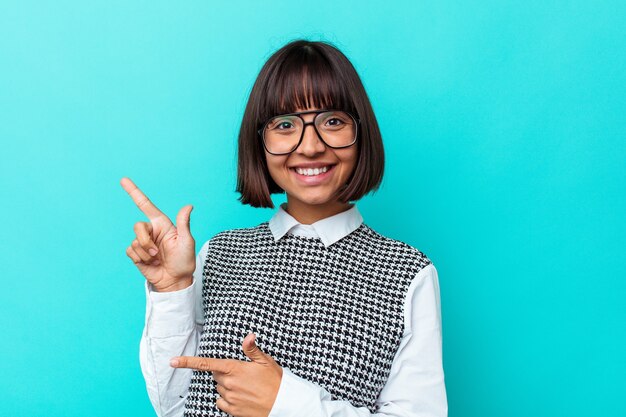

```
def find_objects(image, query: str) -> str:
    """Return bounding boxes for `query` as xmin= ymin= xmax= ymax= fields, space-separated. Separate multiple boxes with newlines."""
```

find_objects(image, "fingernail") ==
xmin=149 ymin=248 xmax=158 ymax=256
xmin=170 ymin=358 xmax=179 ymax=367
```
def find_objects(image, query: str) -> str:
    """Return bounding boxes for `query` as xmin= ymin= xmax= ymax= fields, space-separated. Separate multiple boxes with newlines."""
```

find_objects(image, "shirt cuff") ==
xmin=145 ymin=277 xmax=198 ymax=338
xmin=268 ymin=367 xmax=327 ymax=417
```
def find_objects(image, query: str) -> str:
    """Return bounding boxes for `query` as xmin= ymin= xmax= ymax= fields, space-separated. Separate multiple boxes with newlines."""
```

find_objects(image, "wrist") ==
xmin=153 ymin=276 xmax=193 ymax=292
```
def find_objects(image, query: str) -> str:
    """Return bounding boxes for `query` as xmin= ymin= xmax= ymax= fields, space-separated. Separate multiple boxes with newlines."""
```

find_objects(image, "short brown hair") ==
xmin=236 ymin=39 xmax=384 ymax=208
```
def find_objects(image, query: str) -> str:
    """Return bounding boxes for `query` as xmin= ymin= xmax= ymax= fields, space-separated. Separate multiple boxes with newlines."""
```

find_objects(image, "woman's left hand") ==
xmin=170 ymin=333 xmax=283 ymax=417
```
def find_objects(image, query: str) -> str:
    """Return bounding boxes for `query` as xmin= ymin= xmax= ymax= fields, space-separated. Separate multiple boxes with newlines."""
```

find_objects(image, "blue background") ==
xmin=1 ymin=1 xmax=624 ymax=416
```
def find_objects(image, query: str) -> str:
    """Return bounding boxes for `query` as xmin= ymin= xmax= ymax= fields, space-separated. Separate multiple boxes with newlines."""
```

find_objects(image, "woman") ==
xmin=122 ymin=40 xmax=447 ymax=417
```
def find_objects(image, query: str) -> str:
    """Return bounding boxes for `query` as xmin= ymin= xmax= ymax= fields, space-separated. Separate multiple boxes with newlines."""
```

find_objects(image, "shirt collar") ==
xmin=268 ymin=202 xmax=364 ymax=247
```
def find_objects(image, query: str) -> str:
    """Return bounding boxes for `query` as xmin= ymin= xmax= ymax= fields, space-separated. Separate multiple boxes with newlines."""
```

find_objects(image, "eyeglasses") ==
xmin=258 ymin=109 xmax=360 ymax=155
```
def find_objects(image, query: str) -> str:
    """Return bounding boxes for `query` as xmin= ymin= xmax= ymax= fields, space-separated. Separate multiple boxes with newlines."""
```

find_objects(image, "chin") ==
xmin=293 ymin=192 xmax=335 ymax=206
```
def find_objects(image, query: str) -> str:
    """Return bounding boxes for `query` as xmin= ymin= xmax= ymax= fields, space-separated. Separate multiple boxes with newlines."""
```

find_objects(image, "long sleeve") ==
xmin=267 ymin=263 xmax=448 ymax=417
xmin=139 ymin=241 xmax=209 ymax=416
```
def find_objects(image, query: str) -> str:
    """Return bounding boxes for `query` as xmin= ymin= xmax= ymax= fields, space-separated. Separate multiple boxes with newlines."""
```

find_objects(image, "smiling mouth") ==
xmin=291 ymin=165 xmax=334 ymax=176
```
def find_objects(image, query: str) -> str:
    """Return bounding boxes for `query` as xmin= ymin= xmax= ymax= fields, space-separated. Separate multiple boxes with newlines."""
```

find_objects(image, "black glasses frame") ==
xmin=257 ymin=109 xmax=360 ymax=155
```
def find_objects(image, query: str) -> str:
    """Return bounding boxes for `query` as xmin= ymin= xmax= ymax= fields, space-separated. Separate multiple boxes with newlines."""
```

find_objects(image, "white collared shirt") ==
xmin=140 ymin=203 xmax=448 ymax=416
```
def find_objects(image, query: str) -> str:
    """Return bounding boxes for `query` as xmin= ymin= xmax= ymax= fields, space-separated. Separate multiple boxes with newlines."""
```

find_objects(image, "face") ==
xmin=264 ymin=106 xmax=358 ymax=211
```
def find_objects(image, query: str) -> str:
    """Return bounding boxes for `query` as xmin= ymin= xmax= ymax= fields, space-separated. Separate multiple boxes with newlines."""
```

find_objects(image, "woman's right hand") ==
xmin=120 ymin=177 xmax=196 ymax=292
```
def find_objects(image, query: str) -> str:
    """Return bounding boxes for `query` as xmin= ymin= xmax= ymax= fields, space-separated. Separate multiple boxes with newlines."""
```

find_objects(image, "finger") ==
xmin=242 ymin=333 xmax=269 ymax=364
xmin=212 ymin=372 xmax=229 ymax=388
xmin=126 ymin=246 xmax=143 ymax=264
xmin=120 ymin=177 xmax=166 ymax=221
xmin=134 ymin=222 xmax=158 ymax=256
xmin=215 ymin=397 xmax=233 ymax=415
xmin=215 ymin=383 xmax=230 ymax=398
xmin=176 ymin=205 xmax=194 ymax=242
xmin=170 ymin=357 xmax=234 ymax=374
xmin=132 ymin=239 xmax=156 ymax=263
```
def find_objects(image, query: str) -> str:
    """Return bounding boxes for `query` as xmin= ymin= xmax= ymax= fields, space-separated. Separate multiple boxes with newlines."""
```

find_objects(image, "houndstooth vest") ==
xmin=184 ymin=221 xmax=431 ymax=416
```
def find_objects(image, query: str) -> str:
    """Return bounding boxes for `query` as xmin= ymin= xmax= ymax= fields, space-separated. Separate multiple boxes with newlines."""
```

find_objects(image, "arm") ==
xmin=268 ymin=263 xmax=448 ymax=417
xmin=139 ymin=240 xmax=209 ymax=416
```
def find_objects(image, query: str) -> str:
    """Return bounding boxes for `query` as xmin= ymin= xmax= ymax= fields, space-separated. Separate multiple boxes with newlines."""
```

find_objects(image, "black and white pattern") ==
xmin=184 ymin=222 xmax=431 ymax=416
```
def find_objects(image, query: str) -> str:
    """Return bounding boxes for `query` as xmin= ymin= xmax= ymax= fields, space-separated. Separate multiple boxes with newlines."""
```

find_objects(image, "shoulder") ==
xmin=211 ymin=221 xmax=269 ymax=239
xmin=358 ymin=223 xmax=432 ymax=270
xmin=200 ymin=222 xmax=271 ymax=252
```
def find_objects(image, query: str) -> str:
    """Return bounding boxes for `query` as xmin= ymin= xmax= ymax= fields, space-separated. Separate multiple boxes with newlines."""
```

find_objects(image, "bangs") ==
xmin=260 ymin=46 xmax=355 ymax=120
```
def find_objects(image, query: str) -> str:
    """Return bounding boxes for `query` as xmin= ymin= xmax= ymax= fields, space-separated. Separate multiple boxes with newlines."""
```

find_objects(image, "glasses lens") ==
xmin=315 ymin=111 xmax=356 ymax=147
xmin=262 ymin=111 xmax=357 ymax=154
xmin=263 ymin=115 xmax=304 ymax=154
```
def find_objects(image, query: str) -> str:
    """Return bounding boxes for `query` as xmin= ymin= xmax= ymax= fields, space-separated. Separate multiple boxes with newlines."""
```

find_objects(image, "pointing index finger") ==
xmin=120 ymin=177 xmax=165 ymax=220
xmin=170 ymin=356 xmax=234 ymax=374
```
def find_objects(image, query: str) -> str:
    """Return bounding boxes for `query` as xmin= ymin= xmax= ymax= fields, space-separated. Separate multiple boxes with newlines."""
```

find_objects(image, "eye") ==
xmin=267 ymin=116 xmax=298 ymax=131
xmin=319 ymin=111 xmax=352 ymax=129
xmin=326 ymin=117 xmax=344 ymax=127
xmin=277 ymin=121 xmax=294 ymax=129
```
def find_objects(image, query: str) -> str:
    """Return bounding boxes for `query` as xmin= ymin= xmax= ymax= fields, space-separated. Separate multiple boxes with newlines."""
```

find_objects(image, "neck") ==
xmin=284 ymin=198 xmax=353 ymax=225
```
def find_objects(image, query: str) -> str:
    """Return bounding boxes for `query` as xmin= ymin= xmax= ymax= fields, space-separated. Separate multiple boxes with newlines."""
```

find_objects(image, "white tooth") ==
xmin=295 ymin=166 xmax=331 ymax=176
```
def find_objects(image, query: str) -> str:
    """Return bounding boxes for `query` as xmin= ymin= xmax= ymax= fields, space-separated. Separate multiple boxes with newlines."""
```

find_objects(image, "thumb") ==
xmin=176 ymin=204 xmax=194 ymax=241
xmin=242 ymin=333 xmax=271 ymax=364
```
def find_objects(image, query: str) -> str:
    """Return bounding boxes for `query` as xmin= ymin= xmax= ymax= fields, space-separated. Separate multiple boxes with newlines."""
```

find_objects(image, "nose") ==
xmin=296 ymin=121 xmax=326 ymax=156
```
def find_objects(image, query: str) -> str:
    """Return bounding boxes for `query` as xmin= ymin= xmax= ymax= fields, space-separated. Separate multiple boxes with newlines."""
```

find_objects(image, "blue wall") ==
xmin=1 ymin=1 xmax=624 ymax=416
